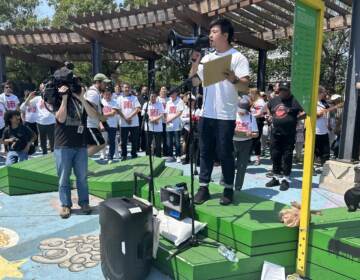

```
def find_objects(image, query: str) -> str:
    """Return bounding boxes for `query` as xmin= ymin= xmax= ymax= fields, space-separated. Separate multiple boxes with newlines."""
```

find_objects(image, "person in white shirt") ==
xmin=0 ymin=81 xmax=20 ymax=111
xmin=85 ymin=73 xmax=110 ymax=157
xmin=189 ymin=18 xmax=250 ymax=205
xmin=142 ymin=92 xmax=164 ymax=157
xmin=100 ymin=87 xmax=119 ymax=163
xmin=0 ymin=100 xmax=5 ymax=154
xmin=180 ymin=94 xmax=196 ymax=164
xmin=20 ymin=90 xmax=39 ymax=149
xmin=117 ymin=83 xmax=141 ymax=160
xmin=158 ymin=86 xmax=169 ymax=156
xmin=165 ymin=89 xmax=184 ymax=163
xmin=315 ymin=86 xmax=342 ymax=166
xmin=233 ymin=97 xmax=258 ymax=189
xmin=249 ymin=88 xmax=266 ymax=165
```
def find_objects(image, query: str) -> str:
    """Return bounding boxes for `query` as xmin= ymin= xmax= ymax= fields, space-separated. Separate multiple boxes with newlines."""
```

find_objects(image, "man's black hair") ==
xmin=4 ymin=110 xmax=20 ymax=127
xmin=209 ymin=18 xmax=234 ymax=44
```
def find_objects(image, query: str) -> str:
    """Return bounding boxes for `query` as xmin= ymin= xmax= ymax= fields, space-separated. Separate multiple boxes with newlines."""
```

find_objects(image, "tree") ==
xmin=48 ymin=0 xmax=116 ymax=27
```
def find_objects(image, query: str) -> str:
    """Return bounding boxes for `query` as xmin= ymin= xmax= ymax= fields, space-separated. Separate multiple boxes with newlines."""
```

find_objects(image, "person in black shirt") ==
xmin=265 ymin=82 xmax=305 ymax=191
xmin=54 ymin=85 xmax=101 ymax=219
xmin=2 ymin=110 xmax=35 ymax=165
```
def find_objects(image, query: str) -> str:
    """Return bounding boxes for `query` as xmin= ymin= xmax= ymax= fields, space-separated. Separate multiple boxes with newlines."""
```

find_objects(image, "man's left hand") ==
xmin=223 ymin=70 xmax=237 ymax=83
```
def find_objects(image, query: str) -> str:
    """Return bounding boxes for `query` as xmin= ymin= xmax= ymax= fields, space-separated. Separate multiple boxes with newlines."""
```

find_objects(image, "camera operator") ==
xmin=54 ymin=85 xmax=99 ymax=219
xmin=84 ymin=74 xmax=110 ymax=157
xmin=189 ymin=18 xmax=250 ymax=205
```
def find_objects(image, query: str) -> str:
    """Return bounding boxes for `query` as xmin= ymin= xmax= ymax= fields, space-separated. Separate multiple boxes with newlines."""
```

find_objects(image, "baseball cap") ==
xmin=93 ymin=73 xmax=111 ymax=83
xmin=279 ymin=81 xmax=291 ymax=91
xmin=330 ymin=94 xmax=342 ymax=101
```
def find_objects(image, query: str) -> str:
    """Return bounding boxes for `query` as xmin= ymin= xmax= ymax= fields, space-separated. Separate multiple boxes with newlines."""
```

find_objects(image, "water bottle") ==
xmin=218 ymin=245 xmax=239 ymax=263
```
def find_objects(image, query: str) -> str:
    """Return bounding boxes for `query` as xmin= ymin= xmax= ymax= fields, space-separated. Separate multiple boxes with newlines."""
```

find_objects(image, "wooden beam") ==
xmin=231 ymin=9 xmax=277 ymax=30
xmin=0 ymin=45 xmax=61 ymax=67
xmin=338 ymin=0 xmax=352 ymax=7
xmin=73 ymin=25 xmax=159 ymax=59
xmin=245 ymin=5 xmax=289 ymax=27
xmin=325 ymin=0 xmax=350 ymax=16
xmin=265 ymin=0 xmax=294 ymax=13
xmin=256 ymin=2 xmax=293 ymax=23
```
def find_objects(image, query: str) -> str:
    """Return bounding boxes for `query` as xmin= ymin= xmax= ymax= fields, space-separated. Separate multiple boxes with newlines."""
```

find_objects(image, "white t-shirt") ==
xmin=102 ymin=98 xmax=119 ymax=128
xmin=20 ymin=99 xmax=38 ymax=123
xmin=85 ymin=85 xmax=102 ymax=128
xmin=181 ymin=106 xmax=194 ymax=132
xmin=117 ymin=95 xmax=141 ymax=128
xmin=0 ymin=93 xmax=19 ymax=111
xmin=157 ymin=96 xmax=168 ymax=111
xmin=0 ymin=102 xmax=5 ymax=129
xmin=316 ymin=101 xmax=329 ymax=135
xmin=197 ymin=48 xmax=249 ymax=120
xmin=35 ymin=96 xmax=56 ymax=125
xmin=251 ymin=98 xmax=266 ymax=118
xmin=142 ymin=101 xmax=164 ymax=132
xmin=233 ymin=113 xmax=258 ymax=141
xmin=165 ymin=97 xmax=185 ymax=132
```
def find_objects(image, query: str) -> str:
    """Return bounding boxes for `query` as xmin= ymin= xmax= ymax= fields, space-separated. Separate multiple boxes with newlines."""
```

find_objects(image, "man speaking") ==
xmin=189 ymin=18 xmax=250 ymax=205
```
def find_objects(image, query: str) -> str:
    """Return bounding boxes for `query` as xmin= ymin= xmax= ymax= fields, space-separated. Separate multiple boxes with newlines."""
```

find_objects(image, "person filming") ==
xmin=189 ymin=18 xmax=250 ymax=205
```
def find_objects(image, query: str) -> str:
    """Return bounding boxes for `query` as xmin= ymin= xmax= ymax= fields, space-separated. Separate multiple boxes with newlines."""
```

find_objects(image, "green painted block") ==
xmin=204 ymin=228 xmax=297 ymax=256
xmin=155 ymin=237 xmax=296 ymax=280
xmin=140 ymin=176 xmax=297 ymax=250
xmin=308 ymin=246 xmax=360 ymax=279
xmin=307 ymin=262 xmax=354 ymax=280
xmin=158 ymin=167 xmax=184 ymax=177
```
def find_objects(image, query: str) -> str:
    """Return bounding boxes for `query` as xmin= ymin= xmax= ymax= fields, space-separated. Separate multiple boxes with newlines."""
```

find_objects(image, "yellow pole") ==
xmin=296 ymin=0 xmax=324 ymax=276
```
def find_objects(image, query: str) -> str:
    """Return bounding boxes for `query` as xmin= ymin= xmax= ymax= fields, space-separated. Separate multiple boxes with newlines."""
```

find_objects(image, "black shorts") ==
xmin=86 ymin=128 xmax=105 ymax=146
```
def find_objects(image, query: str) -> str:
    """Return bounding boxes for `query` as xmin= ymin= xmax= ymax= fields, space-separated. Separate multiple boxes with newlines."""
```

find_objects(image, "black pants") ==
xmin=182 ymin=129 xmax=190 ymax=161
xmin=199 ymin=117 xmax=235 ymax=187
xmin=37 ymin=123 xmax=55 ymax=154
xmin=252 ymin=117 xmax=265 ymax=156
xmin=121 ymin=126 xmax=139 ymax=158
xmin=138 ymin=115 xmax=147 ymax=152
xmin=315 ymin=133 xmax=330 ymax=165
xmin=271 ymin=133 xmax=295 ymax=177
xmin=162 ymin=123 xmax=168 ymax=157
xmin=146 ymin=131 xmax=162 ymax=157
xmin=25 ymin=122 xmax=38 ymax=147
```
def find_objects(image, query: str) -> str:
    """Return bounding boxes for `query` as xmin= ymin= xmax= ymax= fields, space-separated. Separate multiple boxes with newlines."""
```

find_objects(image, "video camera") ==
xmin=42 ymin=61 xmax=82 ymax=111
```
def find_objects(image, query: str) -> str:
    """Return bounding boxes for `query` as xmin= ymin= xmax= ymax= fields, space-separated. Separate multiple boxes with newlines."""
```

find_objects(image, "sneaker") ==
xmin=166 ymin=157 xmax=175 ymax=163
xmin=266 ymin=177 xmax=280 ymax=188
xmin=100 ymin=155 xmax=105 ymax=160
xmin=108 ymin=160 xmax=113 ymax=164
xmin=280 ymin=180 xmax=290 ymax=191
xmin=194 ymin=186 xmax=210 ymax=205
xmin=176 ymin=157 xmax=181 ymax=163
xmin=60 ymin=207 xmax=71 ymax=219
xmin=81 ymin=204 xmax=92 ymax=215
xmin=220 ymin=188 xmax=234 ymax=205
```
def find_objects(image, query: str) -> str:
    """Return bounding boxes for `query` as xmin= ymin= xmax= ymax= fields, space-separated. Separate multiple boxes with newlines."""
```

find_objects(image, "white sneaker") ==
xmin=100 ymin=155 xmax=105 ymax=160
xmin=176 ymin=157 xmax=181 ymax=163
xmin=108 ymin=160 xmax=113 ymax=164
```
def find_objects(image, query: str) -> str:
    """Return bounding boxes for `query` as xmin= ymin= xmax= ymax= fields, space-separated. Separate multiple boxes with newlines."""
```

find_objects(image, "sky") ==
xmin=35 ymin=0 xmax=124 ymax=19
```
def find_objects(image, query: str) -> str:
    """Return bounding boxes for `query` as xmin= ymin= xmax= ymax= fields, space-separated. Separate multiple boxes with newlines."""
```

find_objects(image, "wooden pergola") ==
xmin=0 ymin=0 xmax=353 ymax=89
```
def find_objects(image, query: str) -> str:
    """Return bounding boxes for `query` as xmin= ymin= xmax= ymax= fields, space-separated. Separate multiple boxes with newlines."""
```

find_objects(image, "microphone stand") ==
xmin=167 ymin=73 xmax=218 ymax=260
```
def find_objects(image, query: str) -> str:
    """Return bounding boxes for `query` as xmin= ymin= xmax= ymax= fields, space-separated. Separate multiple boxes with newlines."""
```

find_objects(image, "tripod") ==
xmin=167 ymin=75 xmax=218 ymax=260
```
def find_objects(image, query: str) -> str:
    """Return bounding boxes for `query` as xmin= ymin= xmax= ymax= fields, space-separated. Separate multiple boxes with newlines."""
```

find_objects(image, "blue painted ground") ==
xmin=0 ymin=149 xmax=344 ymax=280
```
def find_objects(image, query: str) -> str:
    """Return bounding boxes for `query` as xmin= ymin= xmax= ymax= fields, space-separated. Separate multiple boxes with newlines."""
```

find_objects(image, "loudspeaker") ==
xmin=344 ymin=186 xmax=360 ymax=212
xmin=167 ymin=29 xmax=209 ymax=53
xmin=99 ymin=197 xmax=153 ymax=280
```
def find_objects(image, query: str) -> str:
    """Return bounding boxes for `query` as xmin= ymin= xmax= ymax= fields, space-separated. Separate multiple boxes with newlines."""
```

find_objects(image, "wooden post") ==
xmin=91 ymin=40 xmax=102 ymax=76
xmin=339 ymin=0 xmax=360 ymax=161
xmin=257 ymin=49 xmax=267 ymax=91
xmin=0 ymin=53 xmax=6 ymax=84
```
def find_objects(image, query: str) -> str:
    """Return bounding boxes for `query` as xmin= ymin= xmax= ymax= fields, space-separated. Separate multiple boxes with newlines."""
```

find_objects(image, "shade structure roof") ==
xmin=0 ymin=0 xmax=353 ymax=66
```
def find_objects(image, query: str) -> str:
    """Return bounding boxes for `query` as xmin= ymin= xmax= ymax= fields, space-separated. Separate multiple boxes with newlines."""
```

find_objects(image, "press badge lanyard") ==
xmin=71 ymin=98 xmax=84 ymax=134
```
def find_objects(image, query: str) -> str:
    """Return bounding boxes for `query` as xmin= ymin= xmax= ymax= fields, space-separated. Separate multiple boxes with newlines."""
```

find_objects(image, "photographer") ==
xmin=85 ymin=74 xmax=109 ymax=157
xmin=2 ymin=110 xmax=36 ymax=165
xmin=189 ymin=18 xmax=250 ymax=205
xmin=54 ymin=85 xmax=99 ymax=219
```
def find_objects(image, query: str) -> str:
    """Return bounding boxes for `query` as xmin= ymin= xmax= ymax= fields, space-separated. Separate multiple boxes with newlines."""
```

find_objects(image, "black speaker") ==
xmin=344 ymin=186 xmax=360 ymax=212
xmin=99 ymin=197 xmax=153 ymax=280
xmin=167 ymin=29 xmax=209 ymax=53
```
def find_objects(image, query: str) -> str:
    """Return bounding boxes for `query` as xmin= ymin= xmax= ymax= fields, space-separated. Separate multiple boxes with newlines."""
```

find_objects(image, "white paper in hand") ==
xmin=261 ymin=261 xmax=285 ymax=280
xmin=157 ymin=210 xmax=207 ymax=247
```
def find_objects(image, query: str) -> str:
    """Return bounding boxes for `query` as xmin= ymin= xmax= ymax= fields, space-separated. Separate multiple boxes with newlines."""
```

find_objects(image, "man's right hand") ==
xmin=58 ymin=85 xmax=69 ymax=96
xmin=191 ymin=51 xmax=201 ymax=65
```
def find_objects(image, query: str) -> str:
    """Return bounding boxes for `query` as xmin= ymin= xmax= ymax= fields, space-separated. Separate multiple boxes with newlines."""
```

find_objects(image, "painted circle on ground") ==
xmin=0 ymin=228 xmax=19 ymax=249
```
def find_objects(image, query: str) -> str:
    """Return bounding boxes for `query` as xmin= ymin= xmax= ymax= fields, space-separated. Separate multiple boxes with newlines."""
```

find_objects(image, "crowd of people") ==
xmin=0 ymin=18 xmax=344 ymax=216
